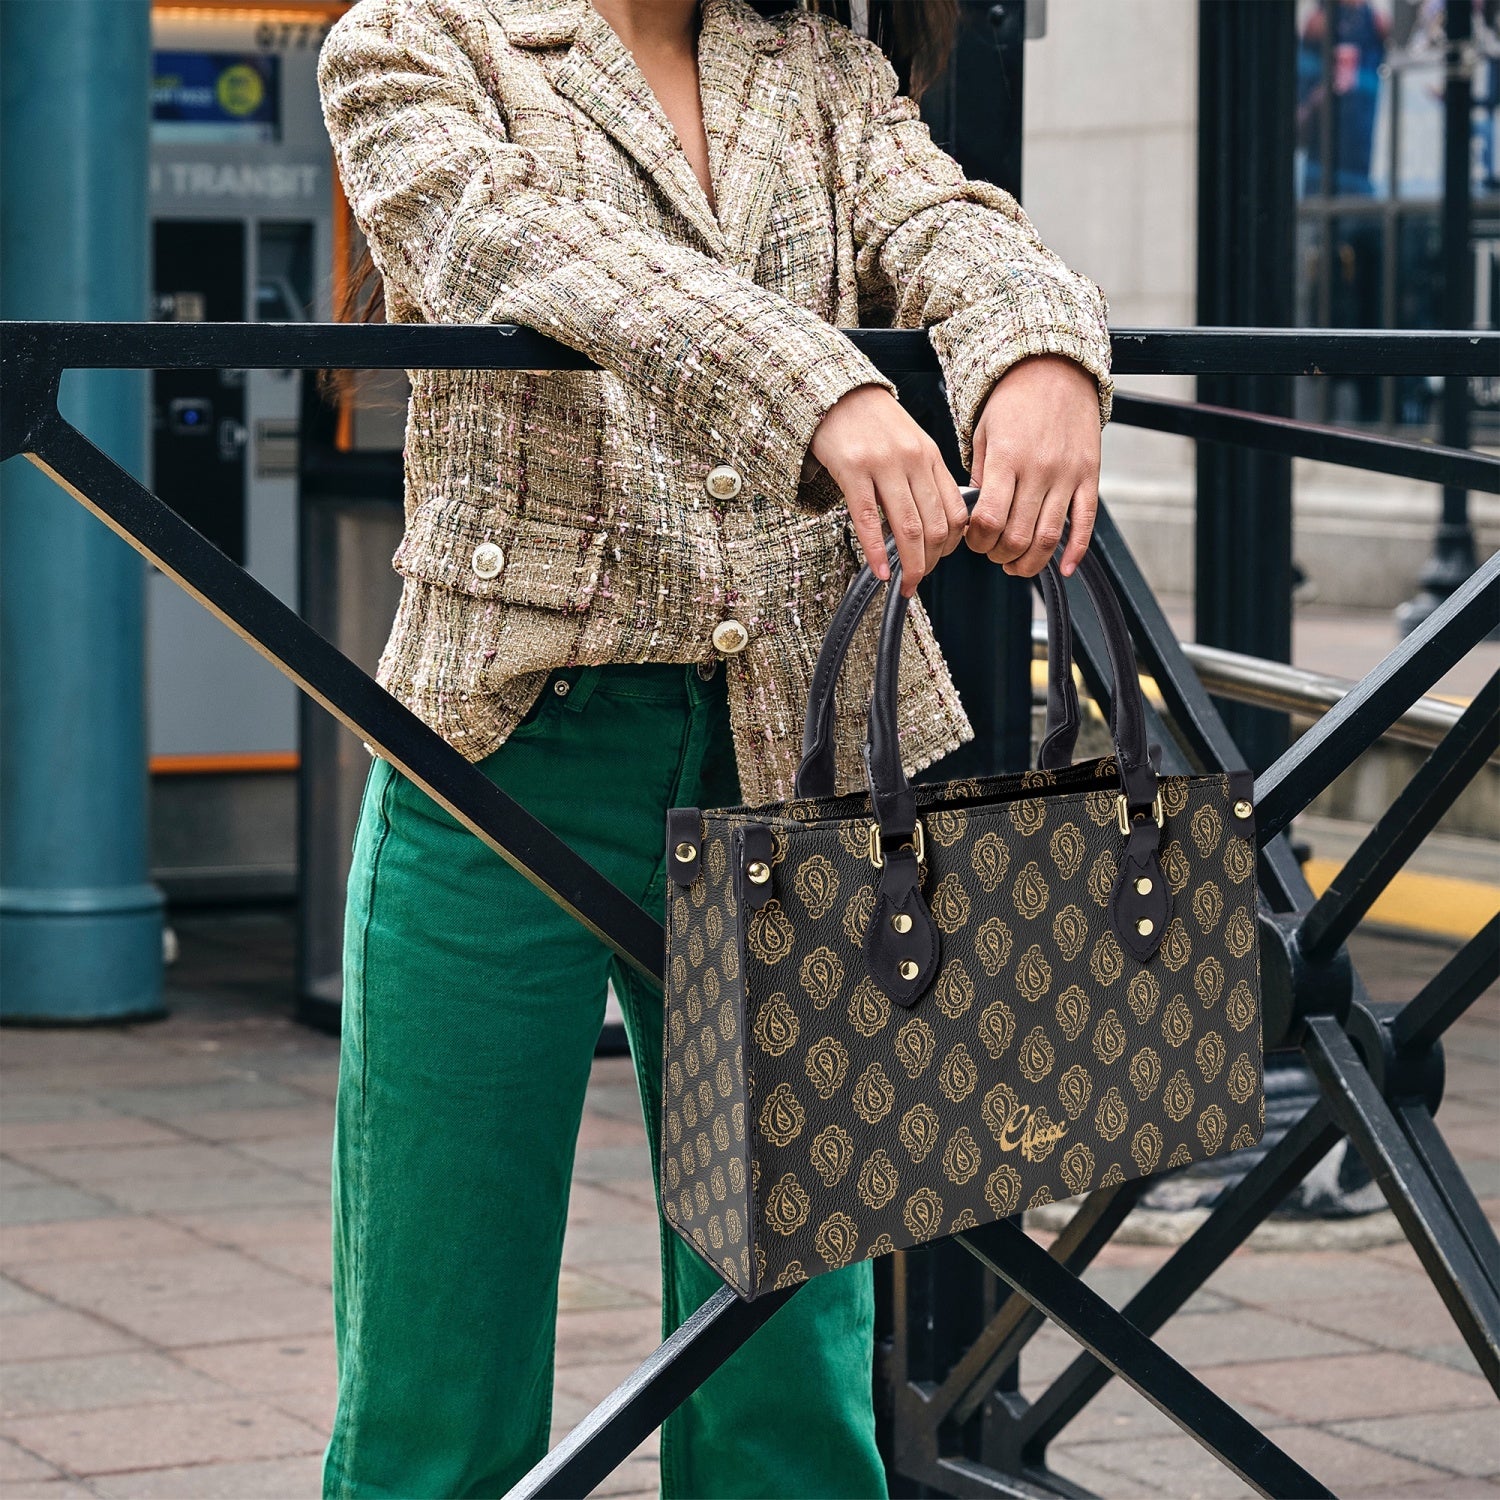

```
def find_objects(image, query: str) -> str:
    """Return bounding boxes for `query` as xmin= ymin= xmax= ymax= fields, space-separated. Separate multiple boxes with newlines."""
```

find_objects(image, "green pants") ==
xmin=324 ymin=661 xmax=888 ymax=1500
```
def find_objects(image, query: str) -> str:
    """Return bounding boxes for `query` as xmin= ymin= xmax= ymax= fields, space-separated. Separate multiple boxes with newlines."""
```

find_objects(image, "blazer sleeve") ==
xmin=840 ymin=32 xmax=1114 ymax=471
xmin=315 ymin=0 xmax=893 ymax=508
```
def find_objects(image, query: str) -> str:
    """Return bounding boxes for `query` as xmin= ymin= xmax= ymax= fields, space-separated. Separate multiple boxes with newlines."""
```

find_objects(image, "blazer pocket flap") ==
xmin=392 ymin=503 xmax=609 ymax=612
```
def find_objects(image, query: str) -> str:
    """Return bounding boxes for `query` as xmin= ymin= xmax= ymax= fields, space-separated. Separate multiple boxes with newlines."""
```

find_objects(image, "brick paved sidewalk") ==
xmin=1 ymin=916 xmax=1495 ymax=1499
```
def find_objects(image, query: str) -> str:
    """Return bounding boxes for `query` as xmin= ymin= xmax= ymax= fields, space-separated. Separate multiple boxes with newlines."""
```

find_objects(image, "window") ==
xmin=1294 ymin=0 xmax=1499 ymax=439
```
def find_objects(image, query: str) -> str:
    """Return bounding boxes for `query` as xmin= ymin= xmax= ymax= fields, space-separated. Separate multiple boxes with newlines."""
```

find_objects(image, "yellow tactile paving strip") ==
xmin=1301 ymin=860 xmax=1499 ymax=943
xmin=1027 ymin=663 xmax=1496 ymax=941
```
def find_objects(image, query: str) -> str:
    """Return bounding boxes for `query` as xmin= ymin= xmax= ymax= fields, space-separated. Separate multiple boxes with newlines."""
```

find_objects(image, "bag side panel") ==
xmin=661 ymin=821 xmax=756 ymax=1297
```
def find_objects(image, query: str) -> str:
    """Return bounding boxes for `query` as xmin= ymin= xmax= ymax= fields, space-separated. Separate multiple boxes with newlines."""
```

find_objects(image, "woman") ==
xmin=315 ymin=0 xmax=1112 ymax=1494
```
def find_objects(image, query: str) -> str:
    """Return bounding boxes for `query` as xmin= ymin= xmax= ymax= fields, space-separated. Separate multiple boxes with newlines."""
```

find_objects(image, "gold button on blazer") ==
xmin=316 ymin=0 xmax=1115 ymax=805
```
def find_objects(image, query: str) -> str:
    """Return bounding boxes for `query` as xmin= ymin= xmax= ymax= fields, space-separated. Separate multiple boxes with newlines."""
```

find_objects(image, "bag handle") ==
xmin=792 ymin=494 xmax=1169 ymax=1004
xmin=861 ymin=544 xmax=1160 ymax=855
xmin=793 ymin=501 xmax=1168 ymax=1004
xmin=795 ymin=488 xmax=1085 ymax=797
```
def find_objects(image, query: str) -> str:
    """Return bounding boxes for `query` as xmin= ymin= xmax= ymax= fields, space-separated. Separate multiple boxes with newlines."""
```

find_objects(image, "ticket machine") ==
xmin=149 ymin=3 xmax=343 ymax=896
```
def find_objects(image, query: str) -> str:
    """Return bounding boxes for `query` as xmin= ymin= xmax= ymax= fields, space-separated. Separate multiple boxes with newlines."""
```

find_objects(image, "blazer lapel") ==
xmin=541 ymin=3 xmax=729 ymax=259
xmin=698 ymin=0 xmax=798 ymax=276
xmin=492 ymin=0 xmax=798 ymax=271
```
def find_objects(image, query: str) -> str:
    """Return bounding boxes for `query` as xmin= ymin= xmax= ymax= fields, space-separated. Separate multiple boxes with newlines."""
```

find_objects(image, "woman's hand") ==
xmin=965 ymin=354 xmax=1103 ymax=578
xmin=810 ymin=384 xmax=969 ymax=597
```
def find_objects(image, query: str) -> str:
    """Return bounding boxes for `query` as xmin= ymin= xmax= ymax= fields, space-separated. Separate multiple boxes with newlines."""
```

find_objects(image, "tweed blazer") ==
xmin=316 ymin=0 xmax=1115 ymax=805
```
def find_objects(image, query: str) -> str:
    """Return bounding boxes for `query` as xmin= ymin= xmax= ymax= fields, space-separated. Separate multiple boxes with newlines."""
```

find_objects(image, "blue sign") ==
xmin=153 ymin=52 xmax=280 ymax=144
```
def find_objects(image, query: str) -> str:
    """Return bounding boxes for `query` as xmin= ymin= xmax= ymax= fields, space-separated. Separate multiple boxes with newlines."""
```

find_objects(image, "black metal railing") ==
xmin=1 ymin=321 xmax=1495 ymax=1499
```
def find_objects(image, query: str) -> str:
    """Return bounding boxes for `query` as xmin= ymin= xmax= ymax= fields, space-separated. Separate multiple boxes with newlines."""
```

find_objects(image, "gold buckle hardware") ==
xmin=1116 ymin=791 xmax=1164 ymax=837
xmin=868 ymin=818 xmax=925 ymax=869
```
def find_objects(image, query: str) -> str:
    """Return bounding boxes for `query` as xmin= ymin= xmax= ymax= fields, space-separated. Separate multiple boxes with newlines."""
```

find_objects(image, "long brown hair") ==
xmin=320 ymin=0 xmax=957 ymax=403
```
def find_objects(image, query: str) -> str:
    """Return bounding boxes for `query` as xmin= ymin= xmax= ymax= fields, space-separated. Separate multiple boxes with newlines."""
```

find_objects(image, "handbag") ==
xmin=659 ymin=545 xmax=1265 ymax=1300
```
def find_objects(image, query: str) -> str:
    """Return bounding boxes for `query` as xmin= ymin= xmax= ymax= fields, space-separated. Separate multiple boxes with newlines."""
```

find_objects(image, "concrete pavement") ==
xmin=1 ymin=913 xmax=1495 ymax=1499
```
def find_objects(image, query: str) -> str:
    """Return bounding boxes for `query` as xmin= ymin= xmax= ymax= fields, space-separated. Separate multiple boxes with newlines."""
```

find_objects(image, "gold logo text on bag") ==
xmin=996 ymin=1102 xmax=1070 ymax=1160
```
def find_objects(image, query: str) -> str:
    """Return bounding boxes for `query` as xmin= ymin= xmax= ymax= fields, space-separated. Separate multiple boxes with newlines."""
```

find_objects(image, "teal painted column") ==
xmin=1 ymin=0 xmax=164 ymax=1021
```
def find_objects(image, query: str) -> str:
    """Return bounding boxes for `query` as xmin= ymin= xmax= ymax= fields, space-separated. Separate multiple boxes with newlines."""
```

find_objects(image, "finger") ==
xmin=987 ymin=469 xmax=1047 ymax=565
xmin=843 ymin=480 xmax=890 ymax=581
xmin=965 ymin=456 xmax=1016 ymax=554
xmin=1060 ymin=474 xmax=1100 ymax=576
xmin=936 ymin=460 xmax=969 ymax=557
xmin=969 ymin=425 xmax=987 ymax=490
xmin=909 ymin=464 xmax=951 ymax=578
xmin=1003 ymin=483 xmax=1069 ymax=577
xmin=877 ymin=473 xmax=926 ymax=597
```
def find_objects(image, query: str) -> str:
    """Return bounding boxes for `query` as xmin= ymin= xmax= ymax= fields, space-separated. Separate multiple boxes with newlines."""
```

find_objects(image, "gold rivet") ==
xmin=747 ymin=861 xmax=770 ymax=885
xmin=899 ymin=960 xmax=919 ymax=981
xmin=1234 ymin=799 xmax=1253 ymax=820
xmin=1136 ymin=917 xmax=1155 ymax=937
xmin=891 ymin=913 xmax=913 ymax=934
xmin=1134 ymin=876 xmax=1152 ymax=896
xmin=674 ymin=842 xmax=697 ymax=864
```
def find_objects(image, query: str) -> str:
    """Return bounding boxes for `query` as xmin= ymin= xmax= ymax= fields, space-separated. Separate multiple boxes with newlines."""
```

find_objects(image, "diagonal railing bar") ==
xmin=12 ymin=402 xmax=829 ymax=1500
xmin=1111 ymin=393 xmax=1500 ymax=492
xmin=505 ymin=1285 xmax=795 ymax=1499
xmin=1396 ymin=1100 xmax=1500 ymax=1299
xmin=1085 ymin=509 xmax=1246 ymax=776
xmin=952 ymin=1220 xmax=1333 ymax=1498
xmin=1392 ymin=915 xmax=1500 ymax=1055
xmin=17 ymin=413 xmax=667 ymax=979
xmin=1299 ymin=673 xmax=1500 ymax=961
xmin=1255 ymin=553 xmax=1500 ymax=843
xmin=932 ymin=1181 xmax=1147 ymax=1429
xmin=1016 ymin=1099 xmax=1343 ymax=1456
xmin=1302 ymin=1017 xmax=1500 ymax=1390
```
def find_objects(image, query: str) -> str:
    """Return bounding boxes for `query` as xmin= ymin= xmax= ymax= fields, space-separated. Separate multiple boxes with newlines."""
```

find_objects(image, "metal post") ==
xmin=1195 ymin=0 xmax=1298 ymax=774
xmin=0 ymin=0 xmax=164 ymax=1021
xmin=1398 ymin=0 xmax=1481 ymax=635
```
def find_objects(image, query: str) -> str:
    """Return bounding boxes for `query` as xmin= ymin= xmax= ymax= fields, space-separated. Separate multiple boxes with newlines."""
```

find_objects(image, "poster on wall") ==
xmin=152 ymin=52 xmax=281 ymax=144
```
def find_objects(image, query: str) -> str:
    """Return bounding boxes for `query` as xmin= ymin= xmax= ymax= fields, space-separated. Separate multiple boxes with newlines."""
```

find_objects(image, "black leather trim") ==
xmin=862 ymin=849 xmax=939 ymax=1006
xmin=1070 ymin=553 xmax=1155 ymax=812
xmin=1035 ymin=565 xmax=1082 ymax=771
xmin=793 ymin=496 xmax=1169 ymax=986
xmin=1228 ymin=768 xmax=1256 ymax=830
xmin=863 ymin=549 xmax=1159 ymax=847
xmin=794 ymin=497 xmax=1155 ymax=829
xmin=795 ymin=535 xmax=898 ymax=799
xmin=1110 ymin=816 xmax=1170 ymax=961
xmin=735 ymin=823 xmax=775 ymax=912
xmin=666 ymin=807 xmax=703 ymax=888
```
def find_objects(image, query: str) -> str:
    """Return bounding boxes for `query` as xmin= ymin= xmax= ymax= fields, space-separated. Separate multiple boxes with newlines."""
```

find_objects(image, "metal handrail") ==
xmin=1030 ymin=621 xmax=1491 ymax=757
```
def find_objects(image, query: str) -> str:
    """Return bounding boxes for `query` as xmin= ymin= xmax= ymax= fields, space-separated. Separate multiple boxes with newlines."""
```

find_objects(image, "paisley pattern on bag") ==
xmin=661 ymin=756 xmax=1264 ymax=1299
